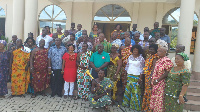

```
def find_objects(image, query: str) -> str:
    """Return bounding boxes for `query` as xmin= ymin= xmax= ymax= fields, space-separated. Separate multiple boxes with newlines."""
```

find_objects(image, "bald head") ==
xmin=12 ymin=35 xmax=18 ymax=42
xmin=16 ymin=39 xmax=22 ymax=48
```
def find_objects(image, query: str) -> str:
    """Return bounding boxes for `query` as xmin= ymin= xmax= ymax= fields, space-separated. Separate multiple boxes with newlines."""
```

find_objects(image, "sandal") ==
xmin=74 ymin=96 xmax=78 ymax=100
xmin=64 ymin=95 xmax=68 ymax=99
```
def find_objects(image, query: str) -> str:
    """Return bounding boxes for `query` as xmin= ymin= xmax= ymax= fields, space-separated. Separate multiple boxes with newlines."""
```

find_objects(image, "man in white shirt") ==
xmin=36 ymin=28 xmax=53 ymax=48
xmin=140 ymin=27 xmax=152 ymax=40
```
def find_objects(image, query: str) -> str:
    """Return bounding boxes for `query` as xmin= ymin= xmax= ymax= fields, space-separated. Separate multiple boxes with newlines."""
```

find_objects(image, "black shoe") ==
xmin=51 ymin=93 xmax=56 ymax=97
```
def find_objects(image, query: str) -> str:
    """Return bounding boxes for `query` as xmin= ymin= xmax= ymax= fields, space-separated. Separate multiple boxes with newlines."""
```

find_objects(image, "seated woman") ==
xmin=107 ymin=43 xmax=122 ymax=100
xmin=88 ymin=70 xmax=113 ymax=111
xmin=165 ymin=52 xmax=191 ymax=112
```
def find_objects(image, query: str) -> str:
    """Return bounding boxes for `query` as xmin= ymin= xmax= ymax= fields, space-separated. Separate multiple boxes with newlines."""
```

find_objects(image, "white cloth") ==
xmin=64 ymin=81 xmax=74 ymax=95
xmin=62 ymin=35 xmax=70 ymax=45
xmin=139 ymin=34 xmax=152 ymax=40
xmin=36 ymin=35 xmax=53 ymax=48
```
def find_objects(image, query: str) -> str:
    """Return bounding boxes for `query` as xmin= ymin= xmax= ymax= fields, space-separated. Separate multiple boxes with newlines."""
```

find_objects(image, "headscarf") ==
xmin=177 ymin=52 xmax=189 ymax=61
xmin=0 ymin=40 xmax=7 ymax=46
xmin=112 ymin=43 xmax=119 ymax=49
xmin=156 ymin=39 xmax=168 ymax=51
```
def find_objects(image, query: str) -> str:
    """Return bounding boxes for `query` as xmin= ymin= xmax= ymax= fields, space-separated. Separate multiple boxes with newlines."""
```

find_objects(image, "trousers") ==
xmin=64 ymin=82 xmax=74 ymax=95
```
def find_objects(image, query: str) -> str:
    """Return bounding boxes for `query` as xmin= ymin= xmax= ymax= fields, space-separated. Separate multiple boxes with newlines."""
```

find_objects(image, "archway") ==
xmin=162 ymin=7 xmax=198 ymax=53
xmin=39 ymin=5 xmax=67 ymax=34
xmin=0 ymin=6 xmax=6 ymax=38
xmin=93 ymin=4 xmax=132 ymax=41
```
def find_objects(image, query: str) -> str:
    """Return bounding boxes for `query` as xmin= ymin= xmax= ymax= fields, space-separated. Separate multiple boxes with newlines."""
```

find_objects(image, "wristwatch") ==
xmin=155 ymin=79 xmax=158 ymax=83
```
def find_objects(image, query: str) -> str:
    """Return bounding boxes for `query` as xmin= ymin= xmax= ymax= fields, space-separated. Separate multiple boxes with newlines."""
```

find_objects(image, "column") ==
xmin=24 ymin=0 xmax=38 ymax=40
xmin=192 ymin=9 xmax=200 ymax=77
xmin=177 ymin=0 xmax=196 ymax=56
xmin=12 ymin=0 xmax=25 ymax=40
xmin=131 ymin=3 xmax=139 ymax=28
xmin=156 ymin=3 xmax=164 ymax=26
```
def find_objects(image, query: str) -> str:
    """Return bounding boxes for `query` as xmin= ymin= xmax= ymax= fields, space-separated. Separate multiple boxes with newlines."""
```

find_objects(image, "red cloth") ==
xmin=32 ymin=49 xmax=49 ymax=92
xmin=62 ymin=53 xmax=77 ymax=82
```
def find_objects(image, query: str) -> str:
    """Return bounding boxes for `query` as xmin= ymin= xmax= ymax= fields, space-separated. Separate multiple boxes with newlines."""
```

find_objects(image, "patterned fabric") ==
xmin=122 ymin=75 xmax=141 ymax=111
xmin=150 ymin=57 xmax=173 ymax=112
xmin=48 ymin=46 xmax=67 ymax=70
xmin=36 ymin=35 xmax=53 ymax=49
xmin=78 ymin=42 xmax=93 ymax=53
xmin=0 ymin=51 xmax=10 ymax=96
xmin=58 ymin=33 xmax=64 ymax=39
xmin=32 ymin=49 xmax=49 ymax=93
xmin=121 ymin=47 xmax=132 ymax=90
xmin=150 ymin=28 xmax=160 ymax=37
xmin=142 ymin=54 xmax=158 ymax=111
xmin=95 ymin=40 xmax=112 ymax=53
xmin=8 ymin=42 xmax=16 ymax=52
xmin=89 ymin=32 xmax=98 ymax=38
xmin=164 ymin=68 xmax=191 ymax=112
xmin=75 ymin=30 xmax=82 ymax=41
xmin=62 ymin=35 xmax=70 ymax=45
xmin=111 ymin=39 xmax=122 ymax=48
xmin=138 ymin=41 xmax=149 ymax=48
xmin=107 ymin=56 xmax=121 ymax=100
xmin=111 ymin=30 xmax=123 ymax=39
xmin=11 ymin=49 xmax=30 ymax=95
xmin=77 ymin=51 xmax=92 ymax=98
xmin=88 ymin=78 xmax=113 ymax=108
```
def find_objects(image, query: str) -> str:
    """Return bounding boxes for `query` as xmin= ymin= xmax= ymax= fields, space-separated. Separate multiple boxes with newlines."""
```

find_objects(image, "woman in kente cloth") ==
xmin=0 ymin=40 xmax=10 ymax=98
xmin=122 ymin=45 xmax=145 ymax=111
xmin=164 ymin=52 xmax=191 ymax=112
xmin=107 ymin=43 xmax=122 ymax=100
xmin=120 ymin=38 xmax=132 ymax=92
xmin=88 ymin=70 xmax=113 ymax=111
xmin=142 ymin=44 xmax=158 ymax=112
xmin=150 ymin=40 xmax=173 ymax=112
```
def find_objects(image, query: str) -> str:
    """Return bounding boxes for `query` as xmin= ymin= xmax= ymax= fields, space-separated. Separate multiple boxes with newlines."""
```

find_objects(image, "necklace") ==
xmin=69 ymin=53 xmax=75 ymax=61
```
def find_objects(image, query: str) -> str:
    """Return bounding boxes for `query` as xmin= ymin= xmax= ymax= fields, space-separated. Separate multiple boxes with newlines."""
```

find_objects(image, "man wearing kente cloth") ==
xmin=88 ymin=70 xmax=113 ymax=111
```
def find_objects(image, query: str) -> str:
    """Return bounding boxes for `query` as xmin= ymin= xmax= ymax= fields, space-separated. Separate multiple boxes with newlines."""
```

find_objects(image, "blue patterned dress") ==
xmin=0 ymin=51 xmax=10 ymax=96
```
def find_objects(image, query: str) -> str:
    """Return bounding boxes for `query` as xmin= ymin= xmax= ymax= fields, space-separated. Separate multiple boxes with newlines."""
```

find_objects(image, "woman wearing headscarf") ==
xmin=107 ymin=43 xmax=122 ymax=100
xmin=150 ymin=40 xmax=173 ymax=112
xmin=0 ymin=40 xmax=10 ymax=98
xmin=165 ymin=52 xmax=191 ymax=112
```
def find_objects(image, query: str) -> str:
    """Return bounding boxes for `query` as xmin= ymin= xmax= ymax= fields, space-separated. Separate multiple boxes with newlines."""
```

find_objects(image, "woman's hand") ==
xmin=153 ymin=80 xmax=158 ymax=85
xmin=179 ymin=95 xmax=185 ymax=104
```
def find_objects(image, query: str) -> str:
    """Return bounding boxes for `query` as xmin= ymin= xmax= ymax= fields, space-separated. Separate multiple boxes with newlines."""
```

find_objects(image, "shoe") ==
xmin=64 ymin=95 xmax=68 ymax=99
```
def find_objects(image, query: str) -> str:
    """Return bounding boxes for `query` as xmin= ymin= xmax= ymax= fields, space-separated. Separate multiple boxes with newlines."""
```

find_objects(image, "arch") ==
xmin=38 ymin=5 xmax=67 ymax=34
xmin=0 ymin=6 xmax=6 ymax=36
xmin=93 ymin=4 xmax=131 ymax=22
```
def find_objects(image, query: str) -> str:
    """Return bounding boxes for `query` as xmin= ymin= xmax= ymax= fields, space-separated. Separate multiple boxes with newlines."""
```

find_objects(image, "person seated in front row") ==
xmin=88 ymin=70 xmax=113 ymax=111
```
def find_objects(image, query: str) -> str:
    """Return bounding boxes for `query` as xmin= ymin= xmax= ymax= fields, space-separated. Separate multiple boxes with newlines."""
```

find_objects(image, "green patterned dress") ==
xmin=164 ymin=68 xmax=191 ymax=112
xmin=77 ymin=51 xmax=92 ymax=98
xmin=88 ymin=78 xmax=113 ymax=108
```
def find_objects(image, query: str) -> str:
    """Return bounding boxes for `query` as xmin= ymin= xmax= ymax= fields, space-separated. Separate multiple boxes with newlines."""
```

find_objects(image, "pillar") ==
xmin=12 ymin=0 xmax=25 ymax=40
xmin=24 ymin=0 xmax=38 ymax=40
xmin=156 ymin=3 xmax=164 ymax=26
xmin=192 ymin=9 xmax=200 ymax=78
xmin=177 ymin=0 xmax=196 ymax=56
xmin=131 ymin=3 xmax=139 ymax=29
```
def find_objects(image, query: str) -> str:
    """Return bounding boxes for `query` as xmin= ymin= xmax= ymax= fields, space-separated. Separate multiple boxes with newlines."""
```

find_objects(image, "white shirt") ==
xmin=139 ymin=34 xmax=152 ymax=40
xmin=36 ymin=35 xmax=53 ymax=48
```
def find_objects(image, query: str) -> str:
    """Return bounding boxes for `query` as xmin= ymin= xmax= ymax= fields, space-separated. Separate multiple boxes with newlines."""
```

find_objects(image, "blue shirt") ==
xmin=121 ymin=39 xmax=136 ymax=46
xmin=160 ymin=35 xmax=170 ymax=44
xmin=90 ymin=51 xmax=110 ymax=69
xmin=48 ymin=46 xmax=67 ymax=70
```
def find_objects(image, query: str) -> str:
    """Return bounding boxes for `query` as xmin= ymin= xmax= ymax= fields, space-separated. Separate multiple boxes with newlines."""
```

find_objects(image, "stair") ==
xmin=184 ymin=74 xmax=200 ymax=111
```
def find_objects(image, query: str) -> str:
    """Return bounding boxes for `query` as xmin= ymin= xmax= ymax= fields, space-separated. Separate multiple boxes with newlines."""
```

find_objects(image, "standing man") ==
xmin=150 ymin=22 xmax=160 ymax=37
xmin=130 ymin=24 xmax=141 ymax=40
xmin=90 ymin=44 xmax=110 ymax=79
xmin=140 ymin=27 xmax=152 ymax=40
xmin=10 ymin=39 xmax=30 ymax=97
xmin=139 ymin=32 xmax=150 ymax=48
xmin=69 ymin=23 xmax=77 ymax=34
xmin=75 ymin=24 xmax=82 ymax=40
xmin=160 ymin=27 xmax=170 ymax=52
xmin=30 ymin=39 xmax=49 ymax=98
xmin=36 ymin=28 xmax=53 ymax=49
xmin=48 ymin=38 xmax=67 ymax=97
xmin=8 ymin=35 xmax=18 ymax=52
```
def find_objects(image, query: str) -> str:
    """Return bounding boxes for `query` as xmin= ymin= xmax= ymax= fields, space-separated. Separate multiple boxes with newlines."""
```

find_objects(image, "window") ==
xmin=39 ymin=5 xmax=66 ymax=34
xmin=94 ymin=4 xmax=131 ymax=22
xmin=0 ymin=6 xmax=5 ymax=17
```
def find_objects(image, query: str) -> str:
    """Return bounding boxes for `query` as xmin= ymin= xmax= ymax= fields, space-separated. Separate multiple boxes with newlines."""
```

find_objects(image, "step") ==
xmin=190 ymin=80 xmax=200 ymax=86
xmin=187 ymin=86 xmax=200 ymax=93
xmin=191 ymin=72 xmax=200 ymax=80
xmin=184 ymin=100 xmax=200 ymax=111
xmin=187 ymin=92 xmax=200 ymax=101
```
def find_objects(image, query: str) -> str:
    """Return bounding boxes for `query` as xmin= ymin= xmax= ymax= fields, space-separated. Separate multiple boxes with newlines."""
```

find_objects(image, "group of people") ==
xmin=0 ymin=22 xmax=191 ymax=112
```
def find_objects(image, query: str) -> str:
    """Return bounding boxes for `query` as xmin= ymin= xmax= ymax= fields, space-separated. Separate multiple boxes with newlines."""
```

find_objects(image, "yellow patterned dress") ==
xmin=11 ymin=48 xmax=30 ymax=95
xmin=107 ymin=56 xmax=121 ymax=100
